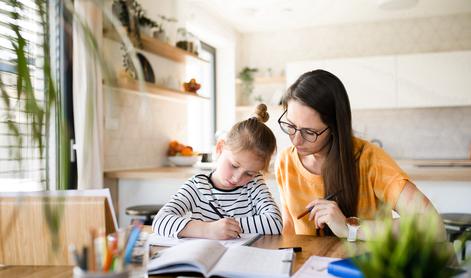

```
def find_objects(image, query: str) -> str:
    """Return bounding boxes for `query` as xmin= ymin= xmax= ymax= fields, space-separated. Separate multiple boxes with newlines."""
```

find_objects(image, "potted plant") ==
xmin=351 ymin=209 xmax=464 ymax=277
xmin=152 ymin=14 xmax=177 ymax=42
xmin=237 ymin=67 xmax=258 ymax=105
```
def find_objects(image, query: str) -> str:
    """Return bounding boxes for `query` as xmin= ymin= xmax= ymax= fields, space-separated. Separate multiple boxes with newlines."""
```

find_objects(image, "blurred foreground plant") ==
xmin=352 ymin=209 xmax=461 ymax=278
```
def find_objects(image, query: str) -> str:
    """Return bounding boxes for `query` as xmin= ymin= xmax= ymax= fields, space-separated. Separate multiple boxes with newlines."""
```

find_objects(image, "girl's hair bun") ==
xmin=253 ymin=103 xmax=269 ymax=123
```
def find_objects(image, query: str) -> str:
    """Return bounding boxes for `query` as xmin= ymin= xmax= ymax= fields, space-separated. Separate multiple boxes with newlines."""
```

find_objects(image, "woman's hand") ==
xmin=307 ymin=199 xmax=348 ymax=238
xmin=205 ymin=218 xmax=242 ymax=240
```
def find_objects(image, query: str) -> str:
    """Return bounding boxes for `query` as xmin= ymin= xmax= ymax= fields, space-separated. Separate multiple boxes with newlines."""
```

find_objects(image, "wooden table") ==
xmin=251 ymin=235 xmax=361 ymax=273
xmin=0 ymin=235 xmax=358 ymax=277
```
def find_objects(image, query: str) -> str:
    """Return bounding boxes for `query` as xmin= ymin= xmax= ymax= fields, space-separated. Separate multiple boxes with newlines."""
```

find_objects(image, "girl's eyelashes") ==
xmin=245 ymin=172 xmax=258 ymax=177
xmin=231 ymin=164 xmax=239 ymax=169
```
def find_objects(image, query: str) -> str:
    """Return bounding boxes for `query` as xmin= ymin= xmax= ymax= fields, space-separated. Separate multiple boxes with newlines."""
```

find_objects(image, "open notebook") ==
xmin=147 ymin=239 xmax=293 ymax=278
xmin=148 ymin=233 xmax=262 ymax=247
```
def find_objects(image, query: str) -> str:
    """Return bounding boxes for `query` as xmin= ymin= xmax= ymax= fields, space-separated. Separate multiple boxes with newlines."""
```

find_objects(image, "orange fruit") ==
xmin=180 ymin=147 xmax=193 ymax=156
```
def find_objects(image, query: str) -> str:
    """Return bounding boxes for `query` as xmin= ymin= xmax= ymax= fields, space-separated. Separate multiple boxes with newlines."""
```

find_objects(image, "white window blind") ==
xmin=0 ymin=0 xmax=48 ymax=191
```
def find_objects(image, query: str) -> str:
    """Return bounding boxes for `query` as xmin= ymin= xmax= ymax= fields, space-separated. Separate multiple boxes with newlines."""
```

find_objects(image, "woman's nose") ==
xmin=291 ymin=131 xmax=304 ymax=145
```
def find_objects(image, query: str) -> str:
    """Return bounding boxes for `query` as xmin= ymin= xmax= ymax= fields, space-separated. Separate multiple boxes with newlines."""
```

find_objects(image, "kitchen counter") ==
xmin=104 ymin=166 xmax=210 ymax=180
xmin=105 ymin=160 xmax=471 ymax=182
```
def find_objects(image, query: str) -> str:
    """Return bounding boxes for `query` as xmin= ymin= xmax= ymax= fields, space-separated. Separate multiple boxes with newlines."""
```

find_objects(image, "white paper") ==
xmin=148 ymin=233 xmax=261 ymax=247
xmin=292 ymin=255 xmax=340 ymax=278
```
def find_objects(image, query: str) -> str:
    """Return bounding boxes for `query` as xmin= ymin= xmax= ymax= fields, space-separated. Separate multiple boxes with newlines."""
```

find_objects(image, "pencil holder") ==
xmin=73 ymin=267 xmax=129 ymax=278
xmin=127 ymin=231 xmax=150 ymax=278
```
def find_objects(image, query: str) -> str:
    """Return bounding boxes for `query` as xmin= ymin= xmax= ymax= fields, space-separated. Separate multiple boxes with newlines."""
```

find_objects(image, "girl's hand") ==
xmin=205 ymin=218 xmax=242 ymax=240
xmin=306 ymin=199 xmax=348 ymax=238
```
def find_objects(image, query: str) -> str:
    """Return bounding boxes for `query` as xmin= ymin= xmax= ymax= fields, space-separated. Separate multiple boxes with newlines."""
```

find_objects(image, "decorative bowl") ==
xmin=168 ymin=155 xmax=201 ymax=167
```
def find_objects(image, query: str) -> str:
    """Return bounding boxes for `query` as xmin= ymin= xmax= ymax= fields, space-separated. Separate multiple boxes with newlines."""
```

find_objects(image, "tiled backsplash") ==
xmin=103 ymin=90 xmax=188 ymax=171
xmin=352 ymin=106 xmax=471 ymax=159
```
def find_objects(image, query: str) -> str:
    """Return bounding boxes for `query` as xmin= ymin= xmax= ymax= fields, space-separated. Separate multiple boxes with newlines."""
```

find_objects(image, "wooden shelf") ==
xmin=104 ymin=80 xmax=210 ymax=101
xmin=236 ymin=76 xmax=286 ymax=85
xmin=103 ymin=28 xmax=209 ymax=64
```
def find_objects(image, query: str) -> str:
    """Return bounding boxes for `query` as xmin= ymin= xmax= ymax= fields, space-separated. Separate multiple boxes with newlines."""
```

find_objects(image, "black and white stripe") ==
xmin=152 ymin=173 xmax=283 ymax=238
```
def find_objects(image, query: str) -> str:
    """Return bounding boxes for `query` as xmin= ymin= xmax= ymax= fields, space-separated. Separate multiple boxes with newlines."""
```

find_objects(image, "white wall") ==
xmin=239 ymin=13 xmax=471 ymax=75
xmin=416 ymin=181 xmax=471 ymax=214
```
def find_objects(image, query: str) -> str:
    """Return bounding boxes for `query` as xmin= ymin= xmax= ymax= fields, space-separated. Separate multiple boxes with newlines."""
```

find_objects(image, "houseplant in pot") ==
xmin=237 ymin=67 xmax=258 ymax=105
xmin=350 ymin=207 xmax=465 ymax=277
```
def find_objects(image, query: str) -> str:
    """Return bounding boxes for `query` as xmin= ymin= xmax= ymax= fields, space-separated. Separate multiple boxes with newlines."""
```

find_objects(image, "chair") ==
xmin=0 ymin=189 xmax=117 ymax=265
xmin=441 ymin=213 xmax=471 ymax=260
xmin=125 ymin=204 xmax=162 ymax=225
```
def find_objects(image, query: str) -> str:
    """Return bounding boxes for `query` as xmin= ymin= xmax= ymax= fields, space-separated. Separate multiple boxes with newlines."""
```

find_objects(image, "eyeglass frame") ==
xmin=277 ymin=110 xmax=329 ymax=143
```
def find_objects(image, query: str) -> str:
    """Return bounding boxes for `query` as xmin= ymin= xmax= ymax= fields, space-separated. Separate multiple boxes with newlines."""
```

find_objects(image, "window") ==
xmin=185 ymin=40 xmax=217 ymax=155
xmin=0 ymin=1 xmax=48 ymax=191
xmin=200 ymin=41 xmax=217 ymax=145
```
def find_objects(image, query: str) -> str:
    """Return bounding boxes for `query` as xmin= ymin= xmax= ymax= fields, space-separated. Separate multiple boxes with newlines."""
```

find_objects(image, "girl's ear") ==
xmin=215 ymin=139 xmax=225 ymax=156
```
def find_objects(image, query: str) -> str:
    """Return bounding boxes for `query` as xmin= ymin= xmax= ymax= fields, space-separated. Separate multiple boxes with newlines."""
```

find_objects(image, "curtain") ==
xmin=72 ymin=0 xmax=104 ymax=189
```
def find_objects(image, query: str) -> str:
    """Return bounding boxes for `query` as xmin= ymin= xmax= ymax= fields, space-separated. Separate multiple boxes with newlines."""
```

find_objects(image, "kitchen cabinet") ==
xmin=323 ymin=56 xmax=396 ymax=109
xmin=396 ymin=51 xmax=471 ymax=108
xmin=286 ymin=56 xmax=396 ymax=109
xmin=286 ymin=51 xmax=471 ymax=109
xmin=103 ymin=28 xmax=209 ymax=101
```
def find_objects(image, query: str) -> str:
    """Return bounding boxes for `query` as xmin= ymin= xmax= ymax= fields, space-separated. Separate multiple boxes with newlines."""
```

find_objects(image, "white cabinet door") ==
xmin=323 ymin=56 xmax=396 ymax=109
xmin=286 ymin=56 xmax=396 ymax=109
xmin=396 ymin=51 xmax=471 ymax=108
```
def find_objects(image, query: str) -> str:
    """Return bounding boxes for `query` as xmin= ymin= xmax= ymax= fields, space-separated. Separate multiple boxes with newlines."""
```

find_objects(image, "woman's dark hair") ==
xmin=225 ymin=103 xmax=277 ymax=172
xmin=281 ymin=69 xmax=360 ymax=218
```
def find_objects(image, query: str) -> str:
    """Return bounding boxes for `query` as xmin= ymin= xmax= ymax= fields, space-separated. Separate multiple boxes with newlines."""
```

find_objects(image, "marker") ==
xmin=278 ymin=246 xmax=302 ymax=252
xmin=124 ymin=224 xmax=142 ymax=264
xmin=69 ymin=244 xmax=81 ymax=269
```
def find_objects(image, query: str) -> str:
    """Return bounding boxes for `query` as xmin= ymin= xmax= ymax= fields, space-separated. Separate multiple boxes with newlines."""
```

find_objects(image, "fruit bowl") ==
xmin=168 ymin=155 xmax=201 ymax=167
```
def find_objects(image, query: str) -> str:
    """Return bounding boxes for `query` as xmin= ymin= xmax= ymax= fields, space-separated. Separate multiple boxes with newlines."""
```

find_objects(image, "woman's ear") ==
xmin=215 ymin=139 xmax=225 ymax=156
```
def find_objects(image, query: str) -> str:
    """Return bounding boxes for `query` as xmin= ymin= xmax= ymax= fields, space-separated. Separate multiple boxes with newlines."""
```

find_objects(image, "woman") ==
xmin=275 ymin=69 xmax=443 ymax=240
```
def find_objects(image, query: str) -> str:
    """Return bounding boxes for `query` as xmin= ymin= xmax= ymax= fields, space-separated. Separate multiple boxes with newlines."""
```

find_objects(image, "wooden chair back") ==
xmin=0 ymin=193 xmax=116 ymax=265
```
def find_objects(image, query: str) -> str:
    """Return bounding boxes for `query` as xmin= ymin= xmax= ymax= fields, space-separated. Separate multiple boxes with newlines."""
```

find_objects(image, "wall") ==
xmin=352 ymin=106 xmax=471 ymax=159
xmin=103 ymin=0 xmax=240 ymax=170
xmin=239 ymin=13 xmax=471 ymax=74
xmin=236 ymin=13 xmax=471 ymax=160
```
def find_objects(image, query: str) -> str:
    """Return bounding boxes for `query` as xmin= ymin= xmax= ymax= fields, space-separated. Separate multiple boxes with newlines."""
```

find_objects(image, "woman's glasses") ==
xmin=277 ymin=110 xmax=329 ymax=143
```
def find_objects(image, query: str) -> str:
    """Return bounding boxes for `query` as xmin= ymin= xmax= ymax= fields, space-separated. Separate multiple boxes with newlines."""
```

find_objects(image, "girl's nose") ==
xmin=230 ymin=171 xmax=243 ymax=183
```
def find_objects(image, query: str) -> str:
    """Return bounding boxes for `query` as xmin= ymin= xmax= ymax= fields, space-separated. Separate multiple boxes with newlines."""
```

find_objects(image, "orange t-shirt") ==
xmin=275 ymin=137 xmax=410 ymax=235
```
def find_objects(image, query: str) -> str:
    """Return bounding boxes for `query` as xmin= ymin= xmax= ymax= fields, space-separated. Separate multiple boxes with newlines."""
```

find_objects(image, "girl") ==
xmin=153 ymin=104 xmax=282 ymax=239
xmin=275 ymin=69 xmax=443 ymax=240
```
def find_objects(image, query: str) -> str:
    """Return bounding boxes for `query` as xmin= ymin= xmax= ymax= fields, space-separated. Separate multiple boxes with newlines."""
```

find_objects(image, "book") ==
xmin=148 ymin=233 xmax=262 ymax=247
xmin=147 ymin=239 xmax=293 ymax=278
xmin=327 ymin=257 xmax=363 ymax=278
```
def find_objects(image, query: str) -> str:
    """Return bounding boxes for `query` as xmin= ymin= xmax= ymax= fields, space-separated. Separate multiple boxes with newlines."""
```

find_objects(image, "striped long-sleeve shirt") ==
xmin=152 ymin=173 xmax=283 ymax=238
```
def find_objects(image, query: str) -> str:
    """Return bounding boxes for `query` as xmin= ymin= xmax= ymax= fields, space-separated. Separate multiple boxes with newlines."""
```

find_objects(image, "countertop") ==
xmin=104 ymin=160 xmax=471 ymax=182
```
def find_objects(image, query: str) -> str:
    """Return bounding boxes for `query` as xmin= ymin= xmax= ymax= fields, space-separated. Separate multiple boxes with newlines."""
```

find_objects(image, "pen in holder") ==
xmin=71 ymin=223 xmax=149 ymax=278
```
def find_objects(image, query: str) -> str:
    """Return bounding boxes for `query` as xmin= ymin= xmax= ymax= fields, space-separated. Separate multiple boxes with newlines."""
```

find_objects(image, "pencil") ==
xmin=296 ymin=190 xmax=340 ymax=219
xmin=208 ymin=201 xmax=225 ymax=219
xmin=208 ymin=201 xmax=240 ymax=238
